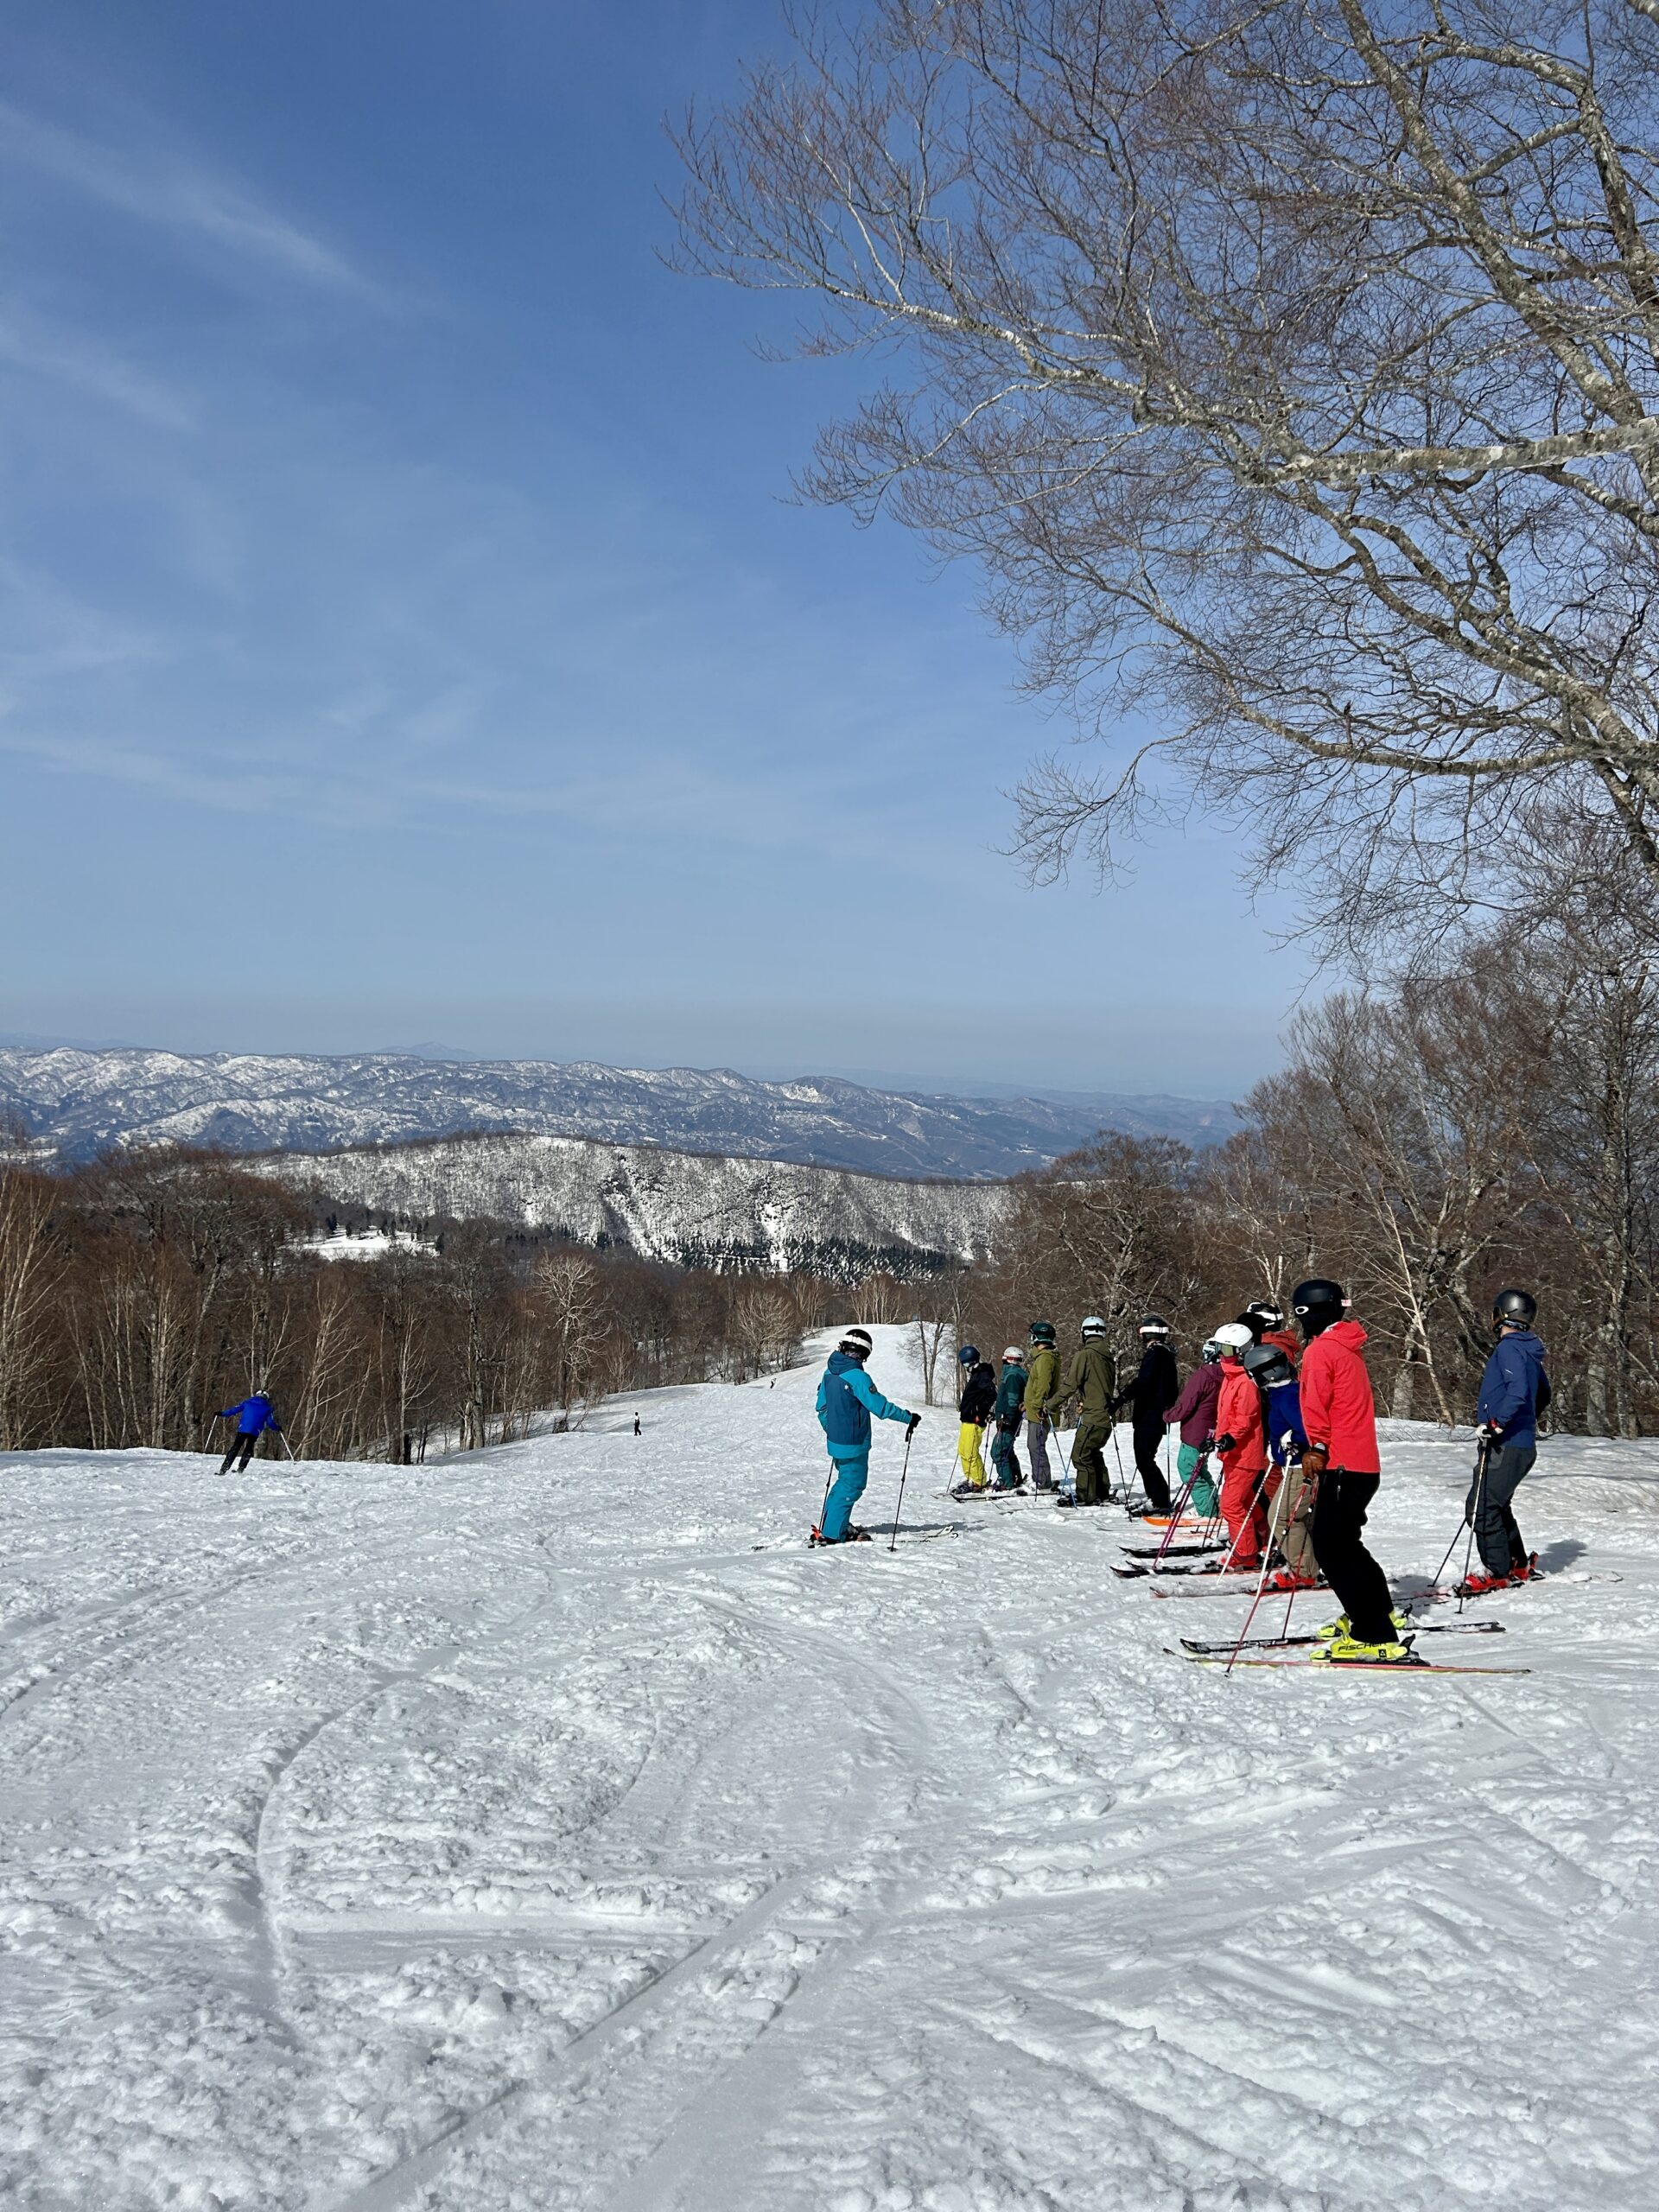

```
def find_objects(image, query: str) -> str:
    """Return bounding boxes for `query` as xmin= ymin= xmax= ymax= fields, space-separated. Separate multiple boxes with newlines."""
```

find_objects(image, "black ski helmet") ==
xmin=1245 ymin=1300 xmax=1285 ymax=1332
xmin=1492 ymin=1287 xmax=1537 ymax=1331
xmin=1139 ymin=1313 xmax=1171 ymax=1336
xmin=1291 ymin=1278 xmax=1348 ymax=1338
xmin=839 ymin=1327 xmax=874 ymax=1360
xmin=1241 ymin=1342 xmax=1294 ymax=1389
xmin=957 ymin=1343 xmax=981 ymax=1367
xmin=1028 ymin=1320 xmax=1057 ymax=1346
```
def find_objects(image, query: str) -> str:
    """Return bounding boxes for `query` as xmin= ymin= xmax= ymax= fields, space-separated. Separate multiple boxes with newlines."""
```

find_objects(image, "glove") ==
xmin=1300 ymin=1443 xmax=1329 ymax=1481
xmin=906 ymin=1412 xmax=921 ymax=1435
xmin=1476 ymin=1421 xmax=1502 ymax=1446
xmin=1213 ymin=1434 xmax=1236 ymax=1455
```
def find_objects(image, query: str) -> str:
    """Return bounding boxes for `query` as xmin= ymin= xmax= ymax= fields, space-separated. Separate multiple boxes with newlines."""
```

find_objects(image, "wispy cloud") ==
xmin=0 ymin=98 xmax=377 ymax=296
xmin=0 ymin=307 xmax=194 ymax=428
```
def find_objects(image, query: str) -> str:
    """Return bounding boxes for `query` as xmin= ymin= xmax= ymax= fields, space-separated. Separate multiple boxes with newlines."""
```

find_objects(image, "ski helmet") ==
xmin=1245 ymin=1300 xmax=1285 ymax=1332
xmin=1138 ymin=1313 xmax=1170 ymax=1337
xmin=1001 ymin=1344 xmax=1023 ymax=1364
xmin=1492 ymin=1287 xmax=1537 ymax=1330
xmin=1291 ymin=1278 xmax=1348 ymax=1337
xmin=1213 ymin=1321 xmax=1254 ymax=1354
xmin=1028 ymin=1319 xmax=1057 ymax=1346
xmin=1081 ymin=1314 xmax=1108 ymax=1338
xmin=839 ymin=1327 xmax=874 ymax=1359
xmin=1201 ymin=1338 xmax=1224 ymax=1363
xmin=957 ymin=1343 xmax=981 ymax=1367
xmin=1241 ymin=1341 xmax=1294 ymax=1389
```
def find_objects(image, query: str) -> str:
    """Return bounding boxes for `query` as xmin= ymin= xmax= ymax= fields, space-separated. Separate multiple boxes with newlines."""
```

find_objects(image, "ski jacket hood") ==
xmin=1297 ymin=1321 xmax=1378 ymax=1473
xmin=817 ymin=1350 xmax=910 ymax=1455
xmin=1164 ymin=1360 xmax=1221 ymax=1446
xmin=994 ymin=1363 xmax=1027 ymax=1424
xmin=1476 ymin=1329 xmax=1550 ymax=1448
xmin=1022 ymin=1344 xmax=1063 ymax=1422
xmin=1215 ymin=1359 xmax=1268 ymax=1473
xmin=220 ymin=1395 xmax=278 ymax=1436
xmin=1262 ymin=1326 xmax=1301 ymax=1369
xmin=958 ymin=1359 xmax=997 ymax=1424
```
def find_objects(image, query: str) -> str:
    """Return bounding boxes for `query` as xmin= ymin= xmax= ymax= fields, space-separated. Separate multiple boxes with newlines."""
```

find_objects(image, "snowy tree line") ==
xmin=0 ymin=1151 xmax=894 ymax=1460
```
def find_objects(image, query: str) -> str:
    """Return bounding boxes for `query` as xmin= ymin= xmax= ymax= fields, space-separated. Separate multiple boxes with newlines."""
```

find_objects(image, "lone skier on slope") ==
xmin=990 ymin=1347 xmax=1027 ymax=1491
xmin=1211 ymin=1322 xmax=1269 ymax=1567
xmin=1059 ymin=1316 xmax=1118 ymax=1509
xmin=1294 ymin=1279 xmax=1411 ymax=1664
xmin=1021 ymin=1322 xmax=1064 ymax=1491
xmin=954 ymin=1344 xmax=998 ymax=1494
xmin=815 ymin=1327 xmax=918 ymax=1544
xmin=216 ymin=1389 xmax=283 ymax=1475
xmin=1110 ymin=1315 xmax=1179 ymax=1512
xmin=1461 ymin=1288 xmax=1552 ymax=1595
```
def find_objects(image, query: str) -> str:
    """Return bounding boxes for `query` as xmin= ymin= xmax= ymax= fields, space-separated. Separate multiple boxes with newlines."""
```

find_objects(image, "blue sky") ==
xmin=0 ymin=0 xmax=1293 ymax=1100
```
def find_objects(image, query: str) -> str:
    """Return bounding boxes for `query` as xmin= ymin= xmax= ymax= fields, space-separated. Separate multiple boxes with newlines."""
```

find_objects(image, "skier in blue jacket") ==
xmin=1243 ymin=1342 xmax=1315 ymax=1589
xmin=216 ymin=1390 xmax=283 ymax=1476
xmin=815 ymin=1327 xmax=918 ymax=1543
xmin=1463 ymin=1288 xmax=1552 ymax=1592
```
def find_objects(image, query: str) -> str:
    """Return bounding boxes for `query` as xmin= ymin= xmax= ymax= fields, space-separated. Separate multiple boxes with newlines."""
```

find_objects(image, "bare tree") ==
xmin=677 ymin=0 xmax=1659 ymax=951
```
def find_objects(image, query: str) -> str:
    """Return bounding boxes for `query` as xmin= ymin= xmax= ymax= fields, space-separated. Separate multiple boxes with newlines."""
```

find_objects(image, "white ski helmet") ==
xmin=1001 ymin=1344 xmax=1023 ymax=1363
xmin=1213 ymin=1321 xmax=1254 ymax=1353
xmin=1081 ymin=1314 xmax=1108 ymax=1338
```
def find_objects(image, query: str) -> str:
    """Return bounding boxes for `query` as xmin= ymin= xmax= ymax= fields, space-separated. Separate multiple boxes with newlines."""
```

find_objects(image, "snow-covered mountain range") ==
xmin=257 ymin=1132 xmax=1011 ymax=1278
xmin=0 ymin=1046 xmax=1236 ymax=1177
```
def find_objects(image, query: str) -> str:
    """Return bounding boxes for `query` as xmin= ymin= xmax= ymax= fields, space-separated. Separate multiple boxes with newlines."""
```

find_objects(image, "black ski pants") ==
xmin=219 ymin=1433 xmax=261 ymax=1475
xmin=1310 ymin=1470 xmax=1395 ymax=1644
xmin=1465 ymin=1443 xmax=1535 ymax=1577
xmin=1133 ymin=1421 xmax=1173 ymax=1512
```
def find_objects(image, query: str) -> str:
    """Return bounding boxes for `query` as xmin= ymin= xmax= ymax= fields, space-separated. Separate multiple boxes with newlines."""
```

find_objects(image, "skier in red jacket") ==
xmin=1211 ymin=1322 xmax=1269 ymax=1566
xmin=1294 ymin=1278 xmax=1411 ymax=1664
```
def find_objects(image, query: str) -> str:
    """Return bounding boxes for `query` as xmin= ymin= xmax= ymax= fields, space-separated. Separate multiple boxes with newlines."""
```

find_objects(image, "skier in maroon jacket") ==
xmin=1164 ymin=1349 xmax=1223 ymax=1518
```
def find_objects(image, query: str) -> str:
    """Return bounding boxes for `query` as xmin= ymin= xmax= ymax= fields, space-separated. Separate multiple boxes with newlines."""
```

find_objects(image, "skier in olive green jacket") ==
xmin=1059 ymin=1316 xmax=1119 ymax=1508
xmin=1021 ymin=1321 xmax=1065 ymax=1491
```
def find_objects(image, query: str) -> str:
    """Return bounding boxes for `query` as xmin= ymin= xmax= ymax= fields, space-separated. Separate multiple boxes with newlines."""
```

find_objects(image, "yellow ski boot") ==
xmin=1312 ymin=1634 xmax=1419 ymax=1667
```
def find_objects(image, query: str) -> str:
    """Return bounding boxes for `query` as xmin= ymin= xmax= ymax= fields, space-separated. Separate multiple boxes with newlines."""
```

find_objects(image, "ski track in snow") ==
xmin=4 ymin=1338 xmax=1659 ymax=2209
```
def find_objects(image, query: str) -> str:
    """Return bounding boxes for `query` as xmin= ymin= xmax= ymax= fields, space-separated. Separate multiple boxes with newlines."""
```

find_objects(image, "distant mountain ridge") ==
xmin=0 ymin=1046 xmax=1237 ymax=1179
xmin=256 ymin=1131 xmax=1010 ymax=1280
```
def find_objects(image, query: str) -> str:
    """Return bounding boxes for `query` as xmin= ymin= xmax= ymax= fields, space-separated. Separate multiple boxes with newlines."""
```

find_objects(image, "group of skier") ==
xmin=813 ymin=1280 xmax=1552 ymax=1668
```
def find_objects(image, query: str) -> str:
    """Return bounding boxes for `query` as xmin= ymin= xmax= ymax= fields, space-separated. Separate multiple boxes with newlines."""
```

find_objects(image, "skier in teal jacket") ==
xmin=815 ymin=1327 xmax=917 ymax=1542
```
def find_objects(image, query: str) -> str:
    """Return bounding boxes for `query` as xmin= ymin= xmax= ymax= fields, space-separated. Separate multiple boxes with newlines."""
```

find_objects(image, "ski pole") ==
xmin=888 ymin=1425 xmax=916 ymax=1552
xmin=1457 ymin=1440 xmax=1491 ymax=1616
xmin=1427 ymin=1439 xmax=1488 ymax=1604
xmin=280 ymin=1432 xmax=296 ymax=1461
xmin=1110 ymin=1419 xmax=1130 ymax=1510
xmin=1224 ymin=1510 xmax=1281 ymax=1674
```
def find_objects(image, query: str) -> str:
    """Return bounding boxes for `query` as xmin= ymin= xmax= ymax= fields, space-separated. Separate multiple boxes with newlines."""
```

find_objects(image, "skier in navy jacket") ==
xmin=815 ymin=1328 xmax=918 ymax=1542
xmin=216 ymin=1390 xmax=282 ymax=1476
xmin=1464 ymin=1289 xmax=1552 ymax=1591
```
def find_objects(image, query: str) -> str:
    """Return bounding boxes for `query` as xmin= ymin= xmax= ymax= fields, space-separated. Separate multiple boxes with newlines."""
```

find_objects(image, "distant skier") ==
xmin=990 ymin=1346 xmax=1027 ymax=1491
xmin=1163 ymin=1340 xmax=1224 ymax=1519
xmin=215 ymin=1389 xmax=283 ymax=1475
xmin=1460 ymin=1288 xmax=1551 ymax=1594
xmin=1021 ymin=1322 xmax=1064 ymax=1491
xmin=814 ymin=1327 xmax=918 ymax=1544
xmin=633 ymin=1414 xmax=643 ymax=1437
xmin=1211 ymin=1322 xmax=1268 ymax=1567
xmin=1294 ymin=1279 xmax=1410 ymax=1663
xmin=1110 ymin=1315 xmax=1179 ymax=1512
xmin=1243 ymin=1340 xmax=1316 ymax=1589
xmin=954 ymin=1344 xmax=998 ymax=1494
xmin=1058 ymin=1316 xmax=1117 ymax=1508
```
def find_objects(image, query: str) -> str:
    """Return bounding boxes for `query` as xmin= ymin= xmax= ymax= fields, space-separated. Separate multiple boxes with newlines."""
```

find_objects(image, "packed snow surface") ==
xmin=4 ymin=1326 xmax=1657 ymax=2210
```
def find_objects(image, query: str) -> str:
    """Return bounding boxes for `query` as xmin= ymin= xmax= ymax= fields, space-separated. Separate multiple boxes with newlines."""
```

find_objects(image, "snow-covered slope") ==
xmin=0 ymin=1045 xmax=1236 ymax=1176
xmin=4 ymin=1330 xmax=1658 ymax=2209
xmin=257 ymin=1131 xmax=1011 ymax=1274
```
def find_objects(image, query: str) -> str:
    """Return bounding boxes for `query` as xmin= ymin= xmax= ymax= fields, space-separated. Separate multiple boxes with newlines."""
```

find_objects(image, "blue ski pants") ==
xmin=820 ymin=1447 xmax=869 ymax=1542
